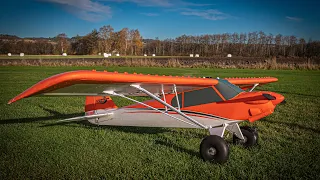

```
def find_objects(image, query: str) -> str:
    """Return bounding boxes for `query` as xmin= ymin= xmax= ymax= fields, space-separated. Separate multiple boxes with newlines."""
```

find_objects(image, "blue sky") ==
xmin=0 ymin=0 xmax=319 ymax=40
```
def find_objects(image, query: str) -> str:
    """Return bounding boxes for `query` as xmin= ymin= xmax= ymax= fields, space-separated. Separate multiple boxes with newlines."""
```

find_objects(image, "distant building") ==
xmin=112 ymin=50 xmax=119 ymax=55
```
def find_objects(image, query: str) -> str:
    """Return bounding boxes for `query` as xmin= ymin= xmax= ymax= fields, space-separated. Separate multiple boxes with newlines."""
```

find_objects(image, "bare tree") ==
xmin=56 ymin=33 xmax=68 ymax=54
xmin=99 ymin=25 xmax=114 ymax=53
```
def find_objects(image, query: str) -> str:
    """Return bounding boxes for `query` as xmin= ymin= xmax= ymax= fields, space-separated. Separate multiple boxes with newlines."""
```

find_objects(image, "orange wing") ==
xmin=225 ymin=77 xmax=278 ymax=90
xmin=8 ymin=70 xmax=278 ymax=104
xmin=8 ymin=70 xmax=218 ymax=104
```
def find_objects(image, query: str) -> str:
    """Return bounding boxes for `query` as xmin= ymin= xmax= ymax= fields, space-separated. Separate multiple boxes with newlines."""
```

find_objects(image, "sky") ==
xmin=0 ymin=0 xmax=319 ymax=40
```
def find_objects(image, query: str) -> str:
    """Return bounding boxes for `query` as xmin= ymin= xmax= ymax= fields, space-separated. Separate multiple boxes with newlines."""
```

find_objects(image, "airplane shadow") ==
xmin=154 ymin=139 xmax=199 ymax=158
xmin=2 ymin=105 xmax=204 ymax=159
xmin=263 ymin=119 xmax=320 ymax=134
xmin=73 ymin=122 xmax=171 ymax=135
xmin=0 ymin=105 xmax=83 ymax=125
xmin=77 ymin=124 xmax=201 ymax=158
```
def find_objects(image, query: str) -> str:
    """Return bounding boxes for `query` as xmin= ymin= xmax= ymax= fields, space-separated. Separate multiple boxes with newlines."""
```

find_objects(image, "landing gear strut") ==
xmin=200 ymin=124 xmax=259 ymax=163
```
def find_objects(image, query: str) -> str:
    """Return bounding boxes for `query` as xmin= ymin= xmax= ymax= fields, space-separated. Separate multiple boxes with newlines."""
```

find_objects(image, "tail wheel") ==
xmin=233 ymin=127 xmax=258 ymax=147
xmin=200 ymin=135 xmax=229 ymax=164
xmin=241 ymin=126 xmax=258 ymax=144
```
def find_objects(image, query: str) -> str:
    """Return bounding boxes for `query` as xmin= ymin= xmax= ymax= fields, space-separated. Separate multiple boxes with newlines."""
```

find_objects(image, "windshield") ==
xmin=214 ymin=79 xmax=244 ymax=100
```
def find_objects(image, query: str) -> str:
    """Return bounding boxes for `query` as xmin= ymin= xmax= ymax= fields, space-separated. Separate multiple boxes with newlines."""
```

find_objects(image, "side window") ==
xmin=184 ymin=87 xmax=223 ymax=107
xmin=171 ymin=94 xmax=182 ymax=107
xmin=214 ymin=81 xmax=240 ymax=100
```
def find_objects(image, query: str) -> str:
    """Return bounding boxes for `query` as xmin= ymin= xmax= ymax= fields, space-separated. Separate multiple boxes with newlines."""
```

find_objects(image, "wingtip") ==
xmin=8 ymin=99 xmax=14 ymax=104
xmin=8 ymin=96 xmax=22 ymax=104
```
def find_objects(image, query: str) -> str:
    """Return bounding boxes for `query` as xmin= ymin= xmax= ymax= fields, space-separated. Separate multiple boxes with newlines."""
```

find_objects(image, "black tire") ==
xmin=233 ymin=128 xmax=258 ymax=147
xmin=200 ymin=135 xmax=229 ymax=164
xmin=240 ymin=126 xmax=258 ymax=144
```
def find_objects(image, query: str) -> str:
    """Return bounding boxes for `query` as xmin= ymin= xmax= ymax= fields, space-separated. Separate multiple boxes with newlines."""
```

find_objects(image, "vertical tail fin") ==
xmin=85 ymin=96 xmax=117 ymax=112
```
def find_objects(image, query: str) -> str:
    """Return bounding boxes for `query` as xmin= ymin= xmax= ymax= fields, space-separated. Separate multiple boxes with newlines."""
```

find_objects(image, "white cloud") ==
xmin=286 ymin=16 xmax=303 ymax=22
xmin=180 ymin=2 xmax=214 ymax=7
xmin=180 ymin=9 xmax=230 ymax=20
xmin=102 ymin=0 xmax=173 ymax=7
xmin=140 ymin=12 xmax=159 ymax=16
xmin=101 ymin=0 xmax=212 ymax=7
xmin=40 ymin=0 xmax=112 ymax=22
xmin=40 ymin=0 xmax=220 ymax=22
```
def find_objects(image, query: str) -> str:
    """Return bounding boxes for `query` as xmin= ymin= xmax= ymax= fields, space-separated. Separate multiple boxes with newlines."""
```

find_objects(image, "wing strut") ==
xmin=173 ymin=84 xmax=181 ymax=111
xmin=161 ymin=84 xmax=168 ymax=112
xmin=130 ymin=84 xmax=207 ymax=129
xmin=249 ymin=83 xmax=259 ymax=92
xmin=103 ymin=90 xmax=199 ymax=128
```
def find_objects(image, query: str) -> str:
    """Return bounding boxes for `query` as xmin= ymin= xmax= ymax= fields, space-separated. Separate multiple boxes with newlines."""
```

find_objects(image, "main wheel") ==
xmin=233 ymin=127 xmax=258 ymax=147
xmin=200 ymin=135 xmax=229 ymax=164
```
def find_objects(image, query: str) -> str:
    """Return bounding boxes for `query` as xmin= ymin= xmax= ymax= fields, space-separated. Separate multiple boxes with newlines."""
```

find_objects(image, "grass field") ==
xmin=0 ymin=66 xmax=319 ymax=179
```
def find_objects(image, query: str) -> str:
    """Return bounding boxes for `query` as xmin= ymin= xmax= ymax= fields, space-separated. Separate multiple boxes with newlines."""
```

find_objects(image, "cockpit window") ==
xmin=184 ymin=87 xmax=223 ymax=107
xmin=214 ymin=79 xmax=244 ymax=100
xmin=171 ymin=93 xmax=182 ymax=107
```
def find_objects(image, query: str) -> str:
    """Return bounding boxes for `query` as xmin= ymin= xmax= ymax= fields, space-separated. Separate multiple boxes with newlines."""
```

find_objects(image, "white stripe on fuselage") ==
xmin=88 ymin=108 xmax=243 ymax=128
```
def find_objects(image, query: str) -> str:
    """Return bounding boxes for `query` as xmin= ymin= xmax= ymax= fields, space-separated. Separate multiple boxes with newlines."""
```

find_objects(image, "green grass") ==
xmin=0 ymin=66 xmax=319 ymax=179
xmin=0 ymin=55 xmax=188 ymax=59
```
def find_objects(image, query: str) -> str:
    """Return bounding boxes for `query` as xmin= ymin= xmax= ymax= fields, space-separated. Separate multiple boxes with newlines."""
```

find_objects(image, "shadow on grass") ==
xmin=73 ymin=120 xmax=171 ymax=135
xmin=0 ymin=106 xmax=83 ymax=125
xmin=2 ymin=105 xmax=203 ymax=136
xmin=155 ymin=139 xmax=199 ymax=158
xmin=264 ymin=119 xmax=320 ymax=134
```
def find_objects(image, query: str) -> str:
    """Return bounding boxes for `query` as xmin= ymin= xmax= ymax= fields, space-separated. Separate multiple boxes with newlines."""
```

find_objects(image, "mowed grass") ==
xmin=0 ymin=66 xmax=319 ymax=179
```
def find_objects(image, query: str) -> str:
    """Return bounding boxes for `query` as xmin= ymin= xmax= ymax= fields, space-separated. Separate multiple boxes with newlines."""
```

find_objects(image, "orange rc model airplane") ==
xmin=9 ymin=70 xmax=285 ymax=163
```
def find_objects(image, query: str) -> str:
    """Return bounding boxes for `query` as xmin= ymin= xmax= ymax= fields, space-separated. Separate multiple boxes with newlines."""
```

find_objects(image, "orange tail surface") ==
xmin=85 ymin=96 xmax=118 ymax=112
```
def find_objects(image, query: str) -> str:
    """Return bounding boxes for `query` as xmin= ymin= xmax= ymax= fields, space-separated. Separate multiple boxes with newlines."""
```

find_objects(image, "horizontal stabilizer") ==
xmin=57 ymin=113 xmax=112 ymax=123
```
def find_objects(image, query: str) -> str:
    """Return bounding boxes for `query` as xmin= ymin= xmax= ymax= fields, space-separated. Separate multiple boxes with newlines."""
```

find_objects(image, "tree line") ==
xmin=0 ymin=25 xmax=320 ymax=57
